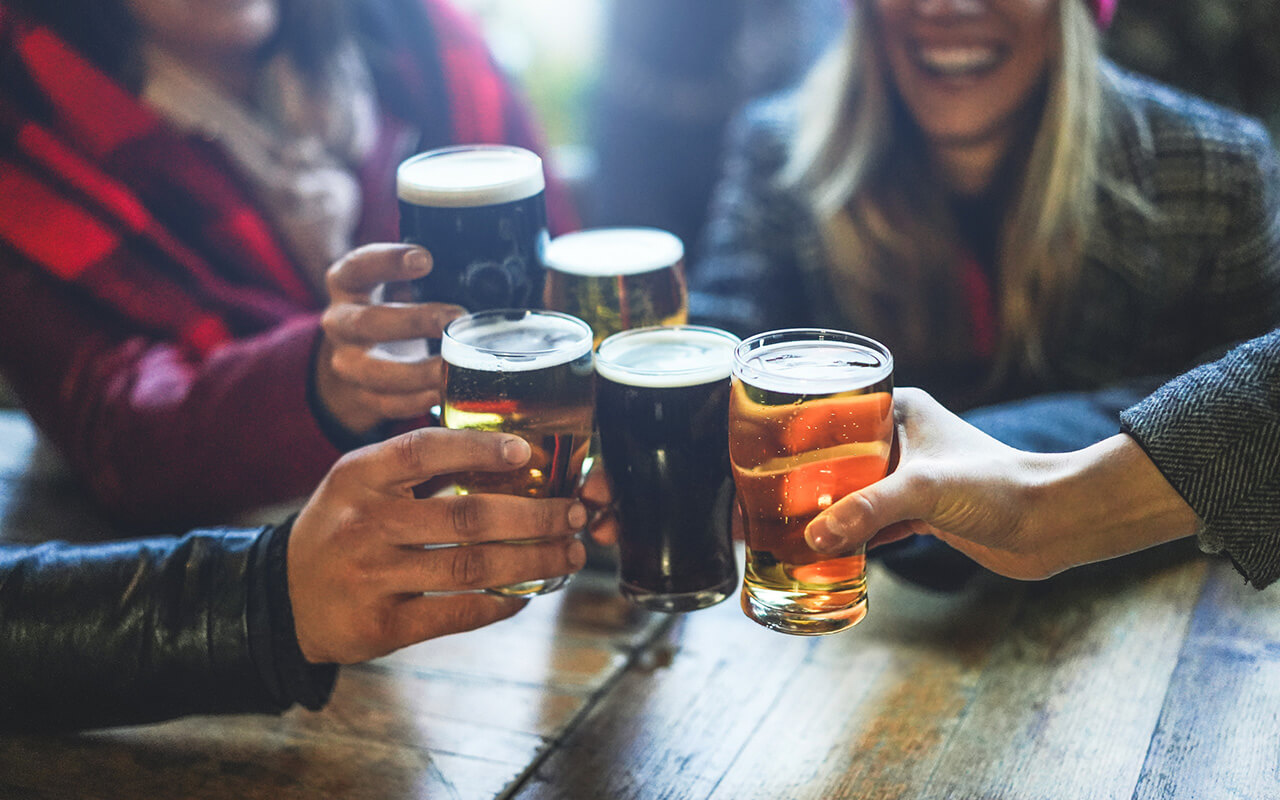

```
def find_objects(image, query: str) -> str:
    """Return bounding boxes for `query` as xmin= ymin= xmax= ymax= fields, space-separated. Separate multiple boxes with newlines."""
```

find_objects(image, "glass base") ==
xmin=621 ymin=575 xmax=737 ymax=613
xmin=740 ymin=584 xmax=867 ymax=636
xmin=486 ymin=574 xmax=571 ymax=598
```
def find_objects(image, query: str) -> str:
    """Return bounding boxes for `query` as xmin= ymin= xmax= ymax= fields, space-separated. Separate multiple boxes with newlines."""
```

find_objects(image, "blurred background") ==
xmin=456 ymin=0 xmax=1280 ymax=261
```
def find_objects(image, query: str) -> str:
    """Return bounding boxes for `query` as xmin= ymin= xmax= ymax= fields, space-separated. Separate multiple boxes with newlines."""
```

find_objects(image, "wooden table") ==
xmin=0 ymin=409 xmax=1277 ymax=799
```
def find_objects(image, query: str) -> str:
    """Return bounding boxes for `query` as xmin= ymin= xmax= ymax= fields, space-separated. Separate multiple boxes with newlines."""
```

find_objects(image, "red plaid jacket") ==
xmin=0 ymin=0 xmax=577 ymax=528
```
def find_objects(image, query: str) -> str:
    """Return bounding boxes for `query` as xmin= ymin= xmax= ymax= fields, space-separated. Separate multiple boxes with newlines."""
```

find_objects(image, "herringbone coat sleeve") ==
xmin=1120 ymin=329 xmax=1280 ymax=588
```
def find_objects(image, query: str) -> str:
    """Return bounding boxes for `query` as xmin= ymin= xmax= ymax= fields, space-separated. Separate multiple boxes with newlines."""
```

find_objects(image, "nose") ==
xmin=913 ymin=0 xmax=986 ymax=17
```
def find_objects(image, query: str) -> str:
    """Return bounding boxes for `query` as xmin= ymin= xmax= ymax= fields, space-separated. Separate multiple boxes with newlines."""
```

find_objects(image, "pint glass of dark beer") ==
xmin=542 ymin=227 xmax=688 ymax=347
xmin=729 ymin=330 xmax=894 ymax=635
xmin=398 ymin=145 xmax=548 ymax=312
xmin=441 ymin=309 xmax=595 ymax=596
xmin=594 ymin=326 xmax=740 ymax=612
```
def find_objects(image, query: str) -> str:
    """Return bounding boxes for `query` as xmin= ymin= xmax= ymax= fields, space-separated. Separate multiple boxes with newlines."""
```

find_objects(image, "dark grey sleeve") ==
xmin=688 ymin=101 xmax=811 ymax=338
xmin=1119 ymin=329 xmax=1280 ymax=589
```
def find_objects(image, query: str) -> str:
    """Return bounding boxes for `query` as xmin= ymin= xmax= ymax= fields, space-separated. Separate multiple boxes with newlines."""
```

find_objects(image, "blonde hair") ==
xmin=781 ymin=0 xmax=1103 ymax=377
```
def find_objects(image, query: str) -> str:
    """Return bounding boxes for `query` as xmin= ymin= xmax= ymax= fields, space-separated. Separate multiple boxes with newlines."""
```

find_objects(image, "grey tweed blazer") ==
xmin=690 ymin=61 xmax=1280 ymax=403
xmin=1122 ymin=329 xmax=1280 ymax=589
xmin=690 ymin=62 xmax=1280 ymax=584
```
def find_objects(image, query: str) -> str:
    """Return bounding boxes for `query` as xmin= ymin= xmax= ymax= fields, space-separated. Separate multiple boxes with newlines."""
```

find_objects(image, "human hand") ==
xmin=804 ymin=388 xmax=1199 ymax=580
xmin=579 ymin=461 xmax=619 ymax=546
xmin=317 ymin=243 xmax=466 ymax=434
xmin=288 ymin=427 xmax=589 ymax=664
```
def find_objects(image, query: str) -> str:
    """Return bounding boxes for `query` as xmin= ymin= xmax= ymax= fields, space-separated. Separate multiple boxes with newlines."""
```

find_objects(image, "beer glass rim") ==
xmin=732 ymin=328 xmax=893 ymax=393
xmin=442 ymin=308 xmax=593 ymax=370
xmin=397 ymin=144 xmax=545 ymax=208
xmin=543 ymin=227 xmax=685 ymax=277
xmin=595 ymin=325 xmax=741 ymax=387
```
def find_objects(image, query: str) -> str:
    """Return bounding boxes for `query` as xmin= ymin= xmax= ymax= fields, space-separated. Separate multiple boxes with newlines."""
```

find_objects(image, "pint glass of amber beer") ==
xmin=594 ymin=326 xmax=740 ymax=612
xmin=441 ymin=309 xmax=595 ymax=596
xmin=729 ymin=329 xmax=894 ymax=635
xmin=542 ymin=227 xmax=688 ymax=347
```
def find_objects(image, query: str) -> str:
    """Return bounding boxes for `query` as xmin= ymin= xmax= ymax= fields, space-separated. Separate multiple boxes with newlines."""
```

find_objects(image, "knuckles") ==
xmin=448 ymin=545 xmax=490 ymax=588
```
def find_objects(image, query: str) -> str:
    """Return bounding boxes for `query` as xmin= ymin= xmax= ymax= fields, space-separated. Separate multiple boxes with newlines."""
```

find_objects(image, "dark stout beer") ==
xmin=442 ymin=309 xmax=595 ymax=596
xmin=594 ymin=326 xmax=740 ymax=612
xmin=729 ymin=331 xmax=894 ymax=635
xmin=398 ymin=146 xmax=548 ymax=311
xmin=542 ymin=227 xmax=688 ymax=347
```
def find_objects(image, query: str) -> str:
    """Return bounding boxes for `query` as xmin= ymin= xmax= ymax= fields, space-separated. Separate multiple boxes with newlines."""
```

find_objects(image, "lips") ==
xmin=910 ymin=43 xmax=1006 ymax=79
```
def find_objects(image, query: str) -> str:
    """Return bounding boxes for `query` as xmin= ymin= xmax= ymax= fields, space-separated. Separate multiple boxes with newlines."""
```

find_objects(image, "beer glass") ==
xmin=594 ymin=326 xmax=740 ymax=612
xmin=441 ymin=309 xmax=595 ymax=596
xmin=398 ymin=145 xmax=548 ymax=308
xmin=542 ymin=227 xmax=688 ymax=347
xmin=729 ymin=329 xmax=894 ymax=635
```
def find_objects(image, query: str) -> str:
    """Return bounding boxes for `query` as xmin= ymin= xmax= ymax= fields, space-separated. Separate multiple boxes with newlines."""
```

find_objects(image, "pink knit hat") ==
xmin=1091 ymin=0 xmax=1117 ymax=28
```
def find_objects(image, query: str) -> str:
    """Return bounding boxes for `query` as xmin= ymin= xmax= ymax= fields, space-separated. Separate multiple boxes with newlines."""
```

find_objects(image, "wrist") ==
xmin=1035 ymin=434 xmax=1200 ymax=571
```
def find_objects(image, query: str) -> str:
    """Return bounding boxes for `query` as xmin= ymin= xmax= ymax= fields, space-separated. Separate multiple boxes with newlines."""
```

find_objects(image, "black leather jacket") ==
xmin=0 ymin=520 xmax=336 ymax=731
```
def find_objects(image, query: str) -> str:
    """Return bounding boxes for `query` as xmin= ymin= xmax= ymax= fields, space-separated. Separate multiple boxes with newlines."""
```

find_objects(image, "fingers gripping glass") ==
xmin=441 ymin=309 xmax=595 ymax=596
xmin=728 ymin=329 xmax=894 ymax=635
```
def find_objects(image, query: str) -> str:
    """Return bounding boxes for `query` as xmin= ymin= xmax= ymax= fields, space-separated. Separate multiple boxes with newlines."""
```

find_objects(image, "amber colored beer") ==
xmin=729 ymin=330 xmax=893 ymax=635
xmin=542 ymin=227 xmax=688 ymax=347
xmin=441 ymin=309 xmax=595 ymax=596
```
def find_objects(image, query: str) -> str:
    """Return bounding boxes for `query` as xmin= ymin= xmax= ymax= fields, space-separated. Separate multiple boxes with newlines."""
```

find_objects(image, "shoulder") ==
xmin=723 ymin=92 xmax=800 ymax=175
xmin=1102 ymin=61 xmax=1277 ymax=181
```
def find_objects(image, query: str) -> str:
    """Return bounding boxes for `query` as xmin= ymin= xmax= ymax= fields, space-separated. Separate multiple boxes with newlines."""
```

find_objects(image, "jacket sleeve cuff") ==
xmin=249 ymin=517 xmax=338 ymax=711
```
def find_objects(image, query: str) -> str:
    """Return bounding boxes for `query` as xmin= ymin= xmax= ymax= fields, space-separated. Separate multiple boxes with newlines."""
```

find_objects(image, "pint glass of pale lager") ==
xmin=729 ymin=330 xmax=894 ymax=635
xmin=594 ymin=325 xmax=740 ymax=612
xmin=542 ymin=227 xmax=688 ymax=348
xmin=441 ymin=309 xmax=595 ymax=596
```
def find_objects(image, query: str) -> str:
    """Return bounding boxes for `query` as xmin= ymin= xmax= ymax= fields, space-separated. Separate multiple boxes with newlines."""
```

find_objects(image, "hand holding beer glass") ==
xmin=729 ymin=330 xmax=894 ymax=635
xmin=441 ymin=309 xmax=595 ymax=597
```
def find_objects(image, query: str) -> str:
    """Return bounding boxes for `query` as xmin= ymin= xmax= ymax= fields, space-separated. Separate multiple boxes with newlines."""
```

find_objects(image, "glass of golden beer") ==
xmin=441 ymin=309 xmax=595 ymax=596
xmin=729 ymin=329 xmax=894 ymax=635
xmin=542 ymin=227 xmax=688 ymax=347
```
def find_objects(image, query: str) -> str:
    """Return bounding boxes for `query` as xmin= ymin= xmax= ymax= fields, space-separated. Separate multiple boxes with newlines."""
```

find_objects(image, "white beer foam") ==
xmin=442 ymin=313 xmax=592 ymax=372
xmin=595 ymin=326 xmax=740 ymax=388
xmin=397 ymin=146 xmax=545 ymax=208
xmin=734 ymin=337 xmax=892 ymax=394
xmin=543 ymin=227 xmax=684 ymax=277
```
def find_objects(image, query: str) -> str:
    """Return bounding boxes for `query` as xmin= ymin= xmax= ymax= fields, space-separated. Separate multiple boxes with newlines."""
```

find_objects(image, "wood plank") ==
xmin=1133 ymin=558 xmax=1280 ymax=800
xmin=511 ymin=562 xmax=1024 ymax=800
xmin=705 ymin=568 xmax=1026 ymax=800
xmin=918 ymin=543 xmax=1208 ymax=800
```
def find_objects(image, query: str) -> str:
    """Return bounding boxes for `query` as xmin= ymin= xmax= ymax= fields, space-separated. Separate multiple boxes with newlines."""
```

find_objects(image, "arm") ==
xmin=0 ymin=427 xmax=590 ymax=732
xmin=1120 ymin=329 xmax=1280 ymax=588
xmin=805 ymin=387 xmax=1201 ymax=581
xmin=0 ymin=259 xmax=340 ymax=529
xmin=0 ymin=525 xmax=323 ymax=732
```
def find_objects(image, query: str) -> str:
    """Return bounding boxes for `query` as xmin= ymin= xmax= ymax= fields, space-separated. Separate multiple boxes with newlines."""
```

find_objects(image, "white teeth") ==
xmin=916 ymin=46 xmax=1001 ymax=75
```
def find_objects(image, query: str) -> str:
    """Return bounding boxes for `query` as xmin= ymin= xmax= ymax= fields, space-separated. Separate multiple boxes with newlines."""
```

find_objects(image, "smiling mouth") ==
xmin=911 ymin=44 xmax=1006 ymax=79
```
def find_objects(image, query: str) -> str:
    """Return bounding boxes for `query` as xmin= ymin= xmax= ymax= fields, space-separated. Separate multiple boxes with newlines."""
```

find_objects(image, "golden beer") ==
xmin=442 ymin=309 xmax=595 ymax=596
xmin=542 ymin=227 xmax=688 ymax=347
xmin=729 ymin=330 xmax=894 ymax=635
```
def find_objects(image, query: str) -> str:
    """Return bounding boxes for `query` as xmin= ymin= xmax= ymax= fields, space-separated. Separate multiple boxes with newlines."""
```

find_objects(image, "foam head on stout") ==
xmin=594 ymin=325 xmax=741 ymax=612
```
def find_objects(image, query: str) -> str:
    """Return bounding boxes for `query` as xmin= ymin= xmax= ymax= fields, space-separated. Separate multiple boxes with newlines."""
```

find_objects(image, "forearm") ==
xmin=0 ymin=529 xmax=284 ymax=731
xmin=1119 ymin=329 xmax=1280 ymax=587
xmin=5 ymin=310 xmax=342 ymax=529
xmin=1032 ymin=434 xmax=1201 ymax=572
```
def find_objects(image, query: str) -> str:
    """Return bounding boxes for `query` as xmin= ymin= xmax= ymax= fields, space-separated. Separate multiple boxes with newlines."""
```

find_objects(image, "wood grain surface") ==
xmin=1 ymin=410 xmax=1277 ymax=800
